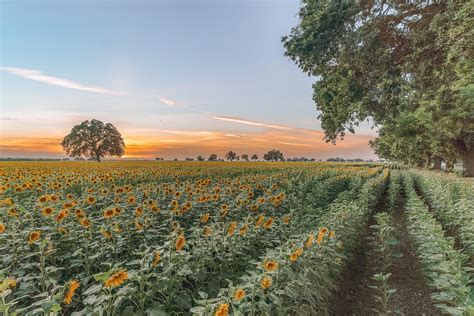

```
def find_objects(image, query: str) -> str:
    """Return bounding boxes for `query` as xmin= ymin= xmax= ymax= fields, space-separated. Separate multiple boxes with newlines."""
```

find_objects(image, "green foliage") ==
xmin=402 ymin=173 xmax=473 ymax=315
xmin=263 ymin=150 xmax=284 ymax=162
xmin=283 ymin=1 xmax=474 ymax=175
xmin=413 ymin=170 xmax=474 ymax=259
xmin=367 ymin=212 xmax=399 ymax=315
xmin=61 ymin=119 xmax=125 ymax=162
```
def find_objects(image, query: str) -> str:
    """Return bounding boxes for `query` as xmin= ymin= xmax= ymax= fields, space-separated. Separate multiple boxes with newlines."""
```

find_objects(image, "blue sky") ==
xmin=0 ymin=0 xmax=377 ymax=159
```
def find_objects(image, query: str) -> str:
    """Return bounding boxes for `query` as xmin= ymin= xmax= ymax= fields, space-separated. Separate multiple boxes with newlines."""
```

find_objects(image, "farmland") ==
xmin=0 ymin=162 xmax=473 ymax=315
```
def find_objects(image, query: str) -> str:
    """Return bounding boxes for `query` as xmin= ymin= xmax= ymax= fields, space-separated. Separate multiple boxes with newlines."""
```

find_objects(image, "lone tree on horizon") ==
xmin=61 ymin=119 xmax=125 ymax=162
xmin=263 ymin=149 xmax=284 ymax=162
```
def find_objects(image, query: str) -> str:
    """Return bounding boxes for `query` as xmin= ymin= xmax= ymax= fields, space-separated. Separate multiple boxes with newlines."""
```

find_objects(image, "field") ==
xmin=0 ymin=162 xmax=472 ymax=315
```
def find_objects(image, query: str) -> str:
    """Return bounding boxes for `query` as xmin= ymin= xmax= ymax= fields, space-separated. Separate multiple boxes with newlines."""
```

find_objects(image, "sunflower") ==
xmin=203 ymin=226 xmax=212 ymax=236
xmin=175 ymin=235 xmax=186 ymax=251
xmin=75 ymin=209 xmax=85 ymax=219
xmin=104 ymin=270 xmax=128 ymax=288
xmin=63 ymin=279 xmax=80 ymax=305
xmin=255 ymin=215 xmax=264 ymax=227
xmin=260 ymin=275 xmax=272 ymax=289
xmin=305 ymin=233 xmax=315 ymax=248
xmin=101 ymin=229 xmax=112 ymax=239
xmin=152 ymin=251 xmax=161 ymax=267
xmin=80 ymin=218 xmax=91 ymax=228
xmin=0 ymin=223 xmax=5 ymax=233
xmin=85 ymin=196 xmax=96 ymax=205
xmin=135 ymin=220 xmax=144 ymax=231
xmin=113 ymin=207 xmax=122 ymax=215
xmin=239 ymin=224 xmax=248 ymax=236
xmin=55 ymin=209 xmax=69 ymax=222
xmin=214 ymin=303 xmax=229 ymax=316
xmin=58 ymin=227 xmax=68 ymax=234
xmin=201 ymin=213 xmax=210 ymax=223
xmin=263 ymin=217 xmax=273 ymax=229
xmin=227 ymin=222 xmax=237 ymax=236
xmin=42 ymin=207 xmax=54 ymax=217
xmin=28 ymin=230 xmax=41 ymax=245
xmin=317 ymin=231 xmax=325 ymax=245
xmin=263 ymin=260 xmax=278 ymax=272
xmin=104 ymin=209 xmax=115 ymax=219
xmin=128 ymin=196 xmax=136 ymax=204
xmin=8 ymin=208 xmax=18 ymax=217
xmin=282 ymin=215 xmax=291 ymax=225
xmin=234 ymin=288 xmax=246 ymax=301
xmin=135 ymin=207 xmax=143 ymax=217
xmin=290 ymin=248 xmax=303 ymax=262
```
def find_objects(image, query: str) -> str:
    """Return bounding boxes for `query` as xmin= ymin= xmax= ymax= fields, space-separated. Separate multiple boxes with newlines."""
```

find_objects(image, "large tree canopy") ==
xmin=283 ymin=0 xmax=474 ymax=175
xmin=61 ymin=119 xmax=125 ymax=162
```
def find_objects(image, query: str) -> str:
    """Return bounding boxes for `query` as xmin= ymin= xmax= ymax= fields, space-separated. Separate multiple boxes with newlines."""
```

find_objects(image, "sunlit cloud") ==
xmin=159 ymin=97 xmax=179 ymax=106
xmin=0 ymin=66 xmax=127 ymax=96
xmin=209 ymin=115 xmax=290 ymax=130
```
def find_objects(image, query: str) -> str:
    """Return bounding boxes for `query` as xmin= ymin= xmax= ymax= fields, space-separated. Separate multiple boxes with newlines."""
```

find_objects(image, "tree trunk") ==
xmin=96 ymin=154 xmax=101 ymax=162
xmin=416 ymin=160 xmax=423 ymax=168
xmin=453 ymin=139 xmax=474 ymax=177
xmin=432 ymin=157 xmax=442 ymax=170
xmin=460 ymin=149 xmax=474 ymax=177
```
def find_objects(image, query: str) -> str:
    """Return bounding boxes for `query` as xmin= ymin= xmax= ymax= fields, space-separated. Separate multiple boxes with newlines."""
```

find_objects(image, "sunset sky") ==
xmin=1 ymin=0 xmax=377 ymax=160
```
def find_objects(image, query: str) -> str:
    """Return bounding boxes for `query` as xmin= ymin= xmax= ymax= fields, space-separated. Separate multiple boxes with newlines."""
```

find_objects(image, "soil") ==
xmin=328 ymin=190 xmax=440 ymax=315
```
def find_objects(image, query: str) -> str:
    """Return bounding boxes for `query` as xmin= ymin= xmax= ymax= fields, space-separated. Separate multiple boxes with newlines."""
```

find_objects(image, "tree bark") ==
xmin=453 ymin=139 xmax=474 ymax=177
xmin=432 ymin=157 xmax=442 ymax=170
xmin=96 ymin=154 xmax=101 ymax=162
xmin=460 ymin=149 xmax=474 ymax=177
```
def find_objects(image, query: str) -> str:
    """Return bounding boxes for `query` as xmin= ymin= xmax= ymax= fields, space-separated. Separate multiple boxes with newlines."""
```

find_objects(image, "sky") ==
xmin=0 ymin=0 xmax=378 ymax=160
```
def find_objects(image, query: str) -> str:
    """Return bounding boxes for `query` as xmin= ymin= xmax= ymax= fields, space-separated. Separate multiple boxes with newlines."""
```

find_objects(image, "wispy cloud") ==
xmin=209 ymin=115 xmax=290 ymax=130
xmin=160 ymin=97 xmax=179 ymax=106
xmin=0 ymin=66 xmax=127 ymax=96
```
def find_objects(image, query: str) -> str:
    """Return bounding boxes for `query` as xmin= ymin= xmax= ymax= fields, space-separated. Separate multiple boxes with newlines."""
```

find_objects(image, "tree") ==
xmin=283 ymin=1 xmax=474 ymax=176
xmin=263 ymin=149 xmax=284 ymax=162
xmin=208 ymin=154 xmax=218 ymax=161
xmin=251 ymin=154 xmax=258 ymax=161
xmin=197 ymin=155 xmax=205 ymax=161
xmin=241 ymin=154 xmax=249 ymax=161
xmin=225 ymin=151 xmax=238 ymax=161
xmin=61 ymin=119 xmax=125 ymax=162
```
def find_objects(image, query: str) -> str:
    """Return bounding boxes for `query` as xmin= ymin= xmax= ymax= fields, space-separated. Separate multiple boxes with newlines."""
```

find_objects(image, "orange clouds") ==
xmin=0 ymin=127 xmax=376 ymax=160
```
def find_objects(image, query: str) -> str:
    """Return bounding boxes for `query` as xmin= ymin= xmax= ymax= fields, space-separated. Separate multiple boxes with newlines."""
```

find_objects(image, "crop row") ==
xmin=412 ymin=171 xmax=474 ymax=258
xmin=190 ymin=170 xmax=389 ymax=315
xmin=0 ymin=163 xmax=382 ymax=315
xmin=402 ymin=173 xmax=473 ymax=315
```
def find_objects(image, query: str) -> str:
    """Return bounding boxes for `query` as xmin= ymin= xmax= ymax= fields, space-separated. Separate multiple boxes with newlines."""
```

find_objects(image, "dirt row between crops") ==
xmin=328 ymin=188 xmax=440 ymax=315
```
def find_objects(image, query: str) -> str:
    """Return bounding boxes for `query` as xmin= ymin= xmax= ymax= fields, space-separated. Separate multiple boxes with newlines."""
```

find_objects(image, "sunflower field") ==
xmin=0 ymin=161 xmax=391 ymax=315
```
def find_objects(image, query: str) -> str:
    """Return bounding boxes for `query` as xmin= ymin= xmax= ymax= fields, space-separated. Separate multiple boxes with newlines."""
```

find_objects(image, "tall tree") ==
xmin=241 ymin=154 xmax=249 ymax=161
xmin=251 ymin=154 xmax=259 ymax=161
xmin=61 ymin=119 xmax=125 ymax=162
xmin=283 ymin=0 xmax=474 ymax=175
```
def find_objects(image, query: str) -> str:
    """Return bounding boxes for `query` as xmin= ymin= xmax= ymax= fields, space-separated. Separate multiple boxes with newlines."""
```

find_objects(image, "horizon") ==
xmin=1 ymin=1 xmax=378 ymax=160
